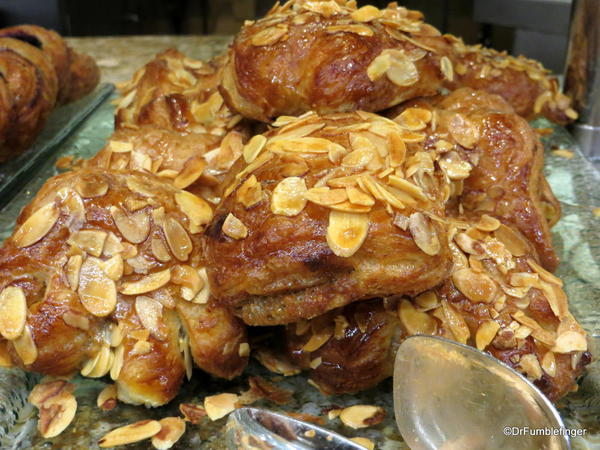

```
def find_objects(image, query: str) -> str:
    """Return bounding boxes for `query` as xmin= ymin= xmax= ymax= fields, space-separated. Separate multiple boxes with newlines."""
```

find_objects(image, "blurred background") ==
xmin=0 ymin=0 xmax=571 ymax=72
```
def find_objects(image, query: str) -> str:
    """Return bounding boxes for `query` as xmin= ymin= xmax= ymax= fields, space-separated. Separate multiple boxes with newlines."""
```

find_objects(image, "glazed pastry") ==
xmin=220 ymin=0 xmax=452 ymax=122
xmin=445 ymin=36 xmax=577 ymax=125
xmin=284 ymin=217 xmax=590 ymax=402
xmin=0 ymin=37 xmax=58 ymax=160
xmin=115 ymin=49 xmax=242 ymax=136
xmin=0 ymin=169 xmax=247 ymax=406
xmin=0 ymin=24 xmax=71 ymax=103
xmin=204 ymin=110 xmax=455 ymax=326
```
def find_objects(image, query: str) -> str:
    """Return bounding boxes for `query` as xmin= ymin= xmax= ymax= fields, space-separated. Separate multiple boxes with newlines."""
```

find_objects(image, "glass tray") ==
xmin=0 ymin=84 xmax=114 ymax=209
xmin=0 ymin=104 xmax=598 ymax=449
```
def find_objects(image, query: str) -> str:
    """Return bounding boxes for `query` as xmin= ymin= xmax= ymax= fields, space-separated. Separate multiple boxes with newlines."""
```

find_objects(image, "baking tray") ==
xmin=0 ymin=83 xmax=114 ymax=209
xmin=0 ymin=100 xmax=599 ymax=449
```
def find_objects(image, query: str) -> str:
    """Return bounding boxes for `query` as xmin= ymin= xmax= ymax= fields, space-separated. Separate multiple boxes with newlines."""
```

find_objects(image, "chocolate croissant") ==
xmin=0 ymin=169 xmax=248 ymax=406
xmin=284 ymin=217 xmax=590 ymax=402
xmin=0 ymin=25 xmax=99 ymax=162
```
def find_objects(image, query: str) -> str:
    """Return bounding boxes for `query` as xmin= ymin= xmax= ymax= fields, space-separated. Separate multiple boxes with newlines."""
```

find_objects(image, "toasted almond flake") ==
xmin=110 ymin=345 xmax=124 ymax=380
xmin=38 ymin=392 xmax=77 ymax=438
xmin=387 ymin=51 xmax=419 ymax=87
xmin=268 ymin=137 xmax=344 ymax=155
xmin=326 ymin=24 xmax=373 ymax=36
xmin=151 ymin=417 xmax=186 ymax=450
xmin=452 ymin=268 xmax=498 ymax=303
xmin=439 ymin=152 xmax=472 ymax=180
xmin=236 ymin=175 xmax=263 ymax=208
xmin=475 ymin=214 xmax=501 ymax=232
xmin=526 ymin=259 xmax=563 ymax=287
xmin=305 ymin=187 xmax=348 ymax=206
xmin=68 ymin=229 xmax=107 ymax=257
xmin=552 ymin=331 xmax=587 ymax=353
xmin=172 ymin=265 xmax=204 ymax=300
xmin=88 ymin=345 xmax=113 ymax=378
xmin=396 ymin=108 xmax=432 ymax=131
xmin=511 ymin=311 xmax=556 ymax=346
xmin=179 ymin=403 xmax=207 ymax=424
xmin=190 ymin=268 xmax=210 ymax=304
xmin=204 ymin=393 xmax=238 ymax=421
xmin=150 ymin=238 xmax=170 ymax=263
xmin=350 ymin=437 xmax=375 ymax=450
xmin=339 ymin=405 xmax=385 ymax=429
xmin=440 ymin=56 xmax=454 ymax=81
xmin=552 ymin=149 xmax=574 ymax=159
xmin=120 ymin=269 xmax=172 ymax=295
xmin=251 ymin=24 xmax=288 ymax=46
xmin=62 ymin=311 xmax=90 ymax=331
xmin=109 ymin=140 xmax=133 ymax=153
xmin=111 ymin=206 xmax=150 ymax=244
xmin=99 ymin=420 xmax=162 ymax=448
xmin=519 ymin=354 xmax=543 ymax=381
xmin=441 ymin=301 xmax=470 ymax=344
xmin=29 ymin=380 xmax=75 ymax=407
xmin=76 ymin=175 xmax=109 ymax=198
xmin=162 ymin=217 xmax=193 ymax=262
xmin=222 ymin=213 xmax=248 ymax=239
xmin=475 ymin=320 xmax=500 ymax=350
xmin=66 ymin=255 xmax=83 ymax=290
xmin=541 ymin=351 xmax=557 ymax=377
xmin=388 ymin=175 xmax=427 ymax=201
xmin=408 ymin=212 xmax=440 ymax=256
xmin=494 ymin=224 xmax=529 ymax=256
xmin=13 ymin=202 xmax=59 ymax=248
xmin=174 ymin=191 xmax=212 ymax=234
xmin=386 ymin=131 xmax=405 ymax=168
xmin=271 ymin=177 xmax=308 ymax=216
xmin=243 ymin=135 xmax=268 ymax=164
xmin=341 ymin=147 xmax=375 ymax=169
xmin=448 ymin=113 xmax=479 ymax=149
xmin=110 ymin=323 xmax=124 ymax=347
xmin=0 ymin=286 xmax=27 ymax=340
xmin=533 ymin=91 xmax=552 ymax=114
xmin=393 ymin=213 xmax=409 ymax=231
xmin=351 ymin=5 xmax=380 ymax=21
xmin=13 ymin=324 xmax=37 ymax=364
xmin=238 ymin=343 xmax=250 ymax=358
xmin=327 ymin=200 xmax=372 ymax=213
xmin=309 ymin=357 xmax=322 ymax=369
xmin=173 ymin=157 xmax=206 ymax=189
xmin=103 ymin=232 xmax=124 ymax=257
xmin=399 ymin=300 xmax=437 ymax=335
xmin=326 ymin=210 xmax=369 ymax=258
xmin=131 ymin=340 xmax=152 ymax=355
xmin=367 ymin=52 xmax=391 ymax=81
xmin=346 ymin=187 xmax=375 ymax=206
xmin=97 ymin=384 xmax=118 ymax=410
xmin=302 ymin=329 xmax=333 ymax=352
xmin=78 ymin=257 xmax=117 ymax=317
xmin=414 ymin=291 xmax=439 ymax=311
xmin=135 ymin=296 xmax=164 ymax=339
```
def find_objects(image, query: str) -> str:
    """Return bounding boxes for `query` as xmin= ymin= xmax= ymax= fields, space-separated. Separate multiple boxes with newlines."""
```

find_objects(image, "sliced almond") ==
xmin=387 ymin=51 xmax=419 ymax=87
xmin=493 ymin=224 xmax=529 ymax=257
xmin=236 ymin=175 xmax=263 ymax=208
xmin=326 ymin=210 xmax=369 ymax=257
xmin=62 ymin=311 xmax=90 ymax=331
xmin=452 ymin=268 xmax=498 ymax=303
xmin=87 ymin=345 xmax=113 ymax=378
xmin=131 ymin=340 xmax=152 ymax=355
xmin=448 ymin=113 xmax=479 ymax=149
xmin=388 ymin=131 xmax=406 ymax=167
xmin=79 ymin=257 xmax=117 ymax=317
xmin=396 ymin=107 xmax=432 ymax=131
xmin=110 ymin=345 xmax=124 ymax=380
xmin=152 ymin=417 xmax=186 ymax=450
xmin=243 ymin=135 xmax=268 ymax=164
xmin=151 ymin=238 xmax=171 ymax=263
xmin=475 ymin=320 xmax=501 ymax=350
xmin=68 ymin=229 xmax=107 ymax=257
xmin=339 ymin=405 xmax=385 ymax=429
xmin=99 ymin=420 xmax=162 ymax=448
xmin=172 ymin=265 xmax=204 ymax=301
xmin=204 ymin=393 xmax=238 ymax=421
xmin=192 ymin=268 xmax=210 ymax=304
xmin=13 ymin=202 xmax=59 ymax=248
xmin=346 ymin=187 xmax=375 ymax=207
xmin=251 ymin=24 xmax=288 ymax=46
xmin=29 ymin=380 xmax=74 ymax=407
xmin=135 ymin=296 xmax=164 ymax=339
xmin=440 ymin=56 xmax=454 ymax=82
xmin=38 ymin=392 xmax=77 ymax=438
xmin=163 ymin=217 xmax=193 ymax=262
xmin=552 ymin=331 xmax=587 ymax=354
xmin=305 ymin=187 xmax=348 ymax=206
xmin=120 ymin=269 xmax=172 ymax=295
xmin=398 ymin=300 xmax=437 ymax=335
xmin=175 ymin=191 xmax=213 ymax=234
xmin=76 ymin=174 xmax=109 ymax=198
xmin=268 ymin=137 xmax=344 ymax=155
xmin=238 ymin=343 xmax=250 ymax=358
xmin=351 ymin=5 xmax=380 ymax=22
xmin=367 ymin=52 xmax=391 ymax=81
xmin=408 ymin=212 xmax=440 ymax=256
xmin=173 ymin=157 xmax=206 ymax=189
xmin=100 ymin=254 xmax=124 ymax=281
xmin=350 ymin=437 xmax=375 ymax=450
xmin=326 ymin=24 xmax=374 ymax=36
xmin=271 ymin=177 xmax=308 ymax=216
xmin=97 ymin=384 xmax=118 ymax=410
xmin=518 ymin=354 xmax=543 ymax=381
xmin=66 ymin=255 xmax=83 ymax=290
xmin=103 ymin=232 xmax=124 ymax=257
xmin=179 ymin=403 xmax=207 ymax=424
xmin=441 ymin=301 xmax=470 ymax=344
xmin=541 ymin=351 xmax=557 ymax=377
xmin=13 ymin=324 xmax=37 ymax=365
xmin=222 ymin=213 xmax=248 ymax=240
xmin=0 ymin=286 xmax=27 ymax=340
xmin=111 ymin=206 xmax=150 ymax=244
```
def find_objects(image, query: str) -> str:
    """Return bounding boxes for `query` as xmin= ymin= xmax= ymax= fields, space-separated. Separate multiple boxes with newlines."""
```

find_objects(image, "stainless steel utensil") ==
xmin=393 ymin=335 xmax=571 ymax=450
xmin=226 ymin=407 xmax=366 ymax=449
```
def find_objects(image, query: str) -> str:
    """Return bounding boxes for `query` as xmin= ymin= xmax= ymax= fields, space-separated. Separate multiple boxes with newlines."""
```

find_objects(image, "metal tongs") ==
xmin=226 ymin=335 xmax=570 ymax=449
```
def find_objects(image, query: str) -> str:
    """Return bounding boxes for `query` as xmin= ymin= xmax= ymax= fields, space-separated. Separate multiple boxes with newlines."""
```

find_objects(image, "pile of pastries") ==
xmin=0 ymin=25 xmax=99 ymax=161
xmin=0 ymin=0 xmax=591 ymax=435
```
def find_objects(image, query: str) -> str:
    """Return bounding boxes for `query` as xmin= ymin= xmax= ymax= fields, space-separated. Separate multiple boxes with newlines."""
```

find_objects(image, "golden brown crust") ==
xmin=284 ymin=218 xmax=589 ymax=402
xmin=445 ymin=37 xmax=577 ymax=124
xmin=205 ymin=111 xmax=455 ymax=325
xmin=0 ymin=25 xmax=71 ymax=103
xmin=0 ymin=169 xmax=246 ymax=406
xmin=221 ymin=1 xmax=451 ymax=122
xmin=0 ymin=37 xmax=58 ymax=160
xmin=62 ymin=49 xmax=100 ymax=103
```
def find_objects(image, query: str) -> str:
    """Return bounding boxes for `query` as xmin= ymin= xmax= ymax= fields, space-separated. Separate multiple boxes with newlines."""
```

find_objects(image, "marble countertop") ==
xmin=65 ymin=35 xmax=233 ymax=85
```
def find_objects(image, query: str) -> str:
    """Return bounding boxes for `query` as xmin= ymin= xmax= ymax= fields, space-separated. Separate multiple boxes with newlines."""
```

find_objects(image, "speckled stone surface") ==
xmin=66 ymin=35 xmax=233 ymax=84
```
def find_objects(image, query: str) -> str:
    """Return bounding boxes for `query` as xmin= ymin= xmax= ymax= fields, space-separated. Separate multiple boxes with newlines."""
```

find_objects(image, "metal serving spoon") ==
xmin=226 ymin=335 xmax=570 ymax=449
